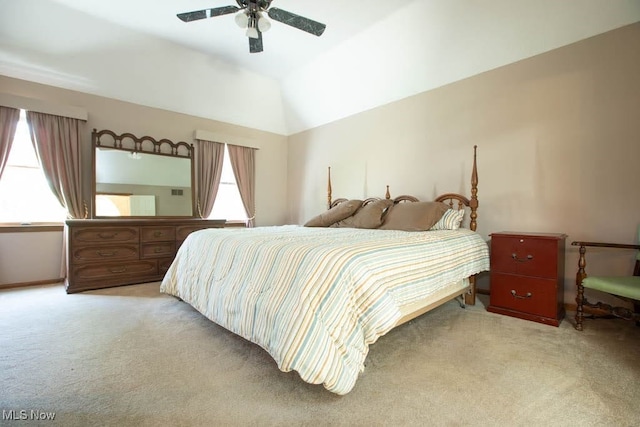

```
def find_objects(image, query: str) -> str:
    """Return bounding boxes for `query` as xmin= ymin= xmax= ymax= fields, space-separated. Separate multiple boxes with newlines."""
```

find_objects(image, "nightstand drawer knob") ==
xmin=511 ymin=253 xmax=534 ymax=262
xmin=510 ymin=290 xmax=532 ymax=299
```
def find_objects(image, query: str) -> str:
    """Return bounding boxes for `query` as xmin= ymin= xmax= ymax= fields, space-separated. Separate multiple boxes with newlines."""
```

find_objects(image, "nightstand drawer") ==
xmin=490 ymin=273 xmax=557 ymax=319
xmin=491 ymin=235 xmax=559 ymax=279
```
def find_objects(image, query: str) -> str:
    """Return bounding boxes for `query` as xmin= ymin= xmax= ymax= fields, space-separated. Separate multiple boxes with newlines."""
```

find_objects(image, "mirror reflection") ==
xmin=95 ymin=148 xmax=192 ymax=217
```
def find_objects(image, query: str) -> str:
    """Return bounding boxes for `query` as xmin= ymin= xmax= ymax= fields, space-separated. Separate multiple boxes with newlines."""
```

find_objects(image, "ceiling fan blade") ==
xmin=267 ymin=8 xmax=326 ymax=36
xmin=249 ymin=31 xmax=264 ymax=53
xmin=177 ymin=6 xmax=240 ymax=22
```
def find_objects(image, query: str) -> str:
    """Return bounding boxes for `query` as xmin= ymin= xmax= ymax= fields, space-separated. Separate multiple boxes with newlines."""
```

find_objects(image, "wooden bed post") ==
xmin=469 ymin=145 xmax=479 ymax=232
xmin=327 ymin=167 xmax=332 ymax=209
xmin=466 ymin=145 xmax=479 ymax=306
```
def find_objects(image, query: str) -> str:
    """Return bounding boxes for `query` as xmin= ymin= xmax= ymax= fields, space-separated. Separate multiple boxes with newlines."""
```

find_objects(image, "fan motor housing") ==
xmin=237 ymin=0 xmax=272 ymax=11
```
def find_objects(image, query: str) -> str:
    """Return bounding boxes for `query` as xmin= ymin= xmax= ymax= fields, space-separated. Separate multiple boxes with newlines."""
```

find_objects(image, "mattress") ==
xmin=160 ymin=225 xmax=489 ymax=394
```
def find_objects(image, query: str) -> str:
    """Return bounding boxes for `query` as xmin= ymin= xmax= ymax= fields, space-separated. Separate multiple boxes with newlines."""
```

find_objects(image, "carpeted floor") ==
xmin=0 ymin=282 xmax=638 ymax=426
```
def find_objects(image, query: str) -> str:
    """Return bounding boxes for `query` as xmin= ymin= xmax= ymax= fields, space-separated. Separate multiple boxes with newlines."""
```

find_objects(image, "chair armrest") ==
xmin=571 ymin=241 xmax=640 ymax=250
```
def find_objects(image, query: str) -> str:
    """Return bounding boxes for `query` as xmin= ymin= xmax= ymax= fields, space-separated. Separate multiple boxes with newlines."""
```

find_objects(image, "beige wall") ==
xmin=288 ymin=23 xmax=640 ymax=303
xmin=0 ymin=77 xmax=288 ymax=285
xmin=0 ymin=231 xmax=64 ymax=286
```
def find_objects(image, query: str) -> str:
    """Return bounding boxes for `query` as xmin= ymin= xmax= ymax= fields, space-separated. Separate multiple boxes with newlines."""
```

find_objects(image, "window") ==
xmin=208 ymin=144 xmax=247 ymax=222
xmin=0 ymin=110 xmax=67 ymax=223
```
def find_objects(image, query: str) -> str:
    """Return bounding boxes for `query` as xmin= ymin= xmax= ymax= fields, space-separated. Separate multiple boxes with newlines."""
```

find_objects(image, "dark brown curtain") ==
xmin=227 ymin=144 xmax=256 ymax=227
xmin=0 ymin=106 xmax=20 ymax=179
xmin=26 ymin=111 xmax=86 ymax=219
xmin=195 ymin=139 xmax=225 ymax=218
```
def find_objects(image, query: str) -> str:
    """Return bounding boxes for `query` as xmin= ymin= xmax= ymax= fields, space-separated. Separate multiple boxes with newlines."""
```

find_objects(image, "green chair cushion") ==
xmin=582 ymin=276 xmax=640 ymax=300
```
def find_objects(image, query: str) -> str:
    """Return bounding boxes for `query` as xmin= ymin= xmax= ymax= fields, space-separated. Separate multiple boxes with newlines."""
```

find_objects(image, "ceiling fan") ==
xmin=177 ymin=0 xmax=326 ymax=53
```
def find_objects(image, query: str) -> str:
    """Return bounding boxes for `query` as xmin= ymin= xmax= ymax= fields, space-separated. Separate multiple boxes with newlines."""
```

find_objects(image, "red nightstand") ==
xmin=487 ymin=232 xmax=567 ymax=327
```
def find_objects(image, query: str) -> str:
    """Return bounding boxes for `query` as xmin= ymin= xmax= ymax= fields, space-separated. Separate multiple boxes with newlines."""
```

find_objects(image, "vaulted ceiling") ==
xmin=1 ymin=0 xmax=639 ymax=135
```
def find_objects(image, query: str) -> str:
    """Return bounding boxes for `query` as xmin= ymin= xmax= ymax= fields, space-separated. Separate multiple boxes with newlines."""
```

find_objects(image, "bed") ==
xmin=160 ymin=146 xmax=489 ymax=395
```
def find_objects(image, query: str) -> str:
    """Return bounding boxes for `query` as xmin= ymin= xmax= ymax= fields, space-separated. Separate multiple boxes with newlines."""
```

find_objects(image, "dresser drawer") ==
xmin=71 ymin=260 xmax=158 ymax=282
xmin=70 ymin=244 xmax=139 ymax=264
xmin=140 ymin=226 xmax=176 ymax=242
xmin=158 ymin=257 xmax=174 ymax=274
xmin=72 ymin=227 xmax=139 ymax=245
xmin=490 ymin=273 xmax=557 ymax=319
xmin=141 ymin=242 xmax=176 ymax=259
xmin=176 ymin=225 xmax=217 ymax=241
xmin=491 ymin=235 xmax=559 ymax=279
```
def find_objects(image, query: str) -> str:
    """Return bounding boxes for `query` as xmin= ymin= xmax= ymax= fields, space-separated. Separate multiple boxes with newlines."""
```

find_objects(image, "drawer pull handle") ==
xmin=154 ymin=231 xmax=163 ymax=237
xmin=98 ymin=232 xmax=118 ymax=239
xmin=511 ymin=253 xmax=533 ymax=262
xmin=154 ymin=247 xmax=164 ymax=253
xmin=97 ymin=251 xmax=115 ymax=257
xmin=109 ymin=266 xmax=127 ymax=273
xmin=510 ymin=290 xmax=532 ymax=299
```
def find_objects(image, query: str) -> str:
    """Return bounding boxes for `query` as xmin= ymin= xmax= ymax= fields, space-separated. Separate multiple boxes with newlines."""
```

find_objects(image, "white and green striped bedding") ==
xmin=160 ymin=225 xmax=489 ymax=394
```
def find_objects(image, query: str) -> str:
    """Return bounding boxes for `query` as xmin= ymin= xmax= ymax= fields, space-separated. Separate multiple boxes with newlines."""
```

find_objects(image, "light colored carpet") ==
xmin=0 ymin=282 xmax=638 ymax=426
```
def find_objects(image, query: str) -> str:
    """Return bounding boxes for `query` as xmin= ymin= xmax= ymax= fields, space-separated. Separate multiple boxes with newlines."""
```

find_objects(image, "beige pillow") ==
xmin=304 ymin=199 xmax=363 ymax=227
xmin=332 ymin=199 xmax=394 ymax=229
xmin=379 ymin=201 xmax=449 ymax=231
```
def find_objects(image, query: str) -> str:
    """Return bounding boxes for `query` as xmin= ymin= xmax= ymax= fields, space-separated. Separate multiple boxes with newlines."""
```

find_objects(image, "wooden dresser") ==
xmin=65 ymin=219 xmax=225 ymax=293
xmin=487 ymin=231 xmax=567 ymax=327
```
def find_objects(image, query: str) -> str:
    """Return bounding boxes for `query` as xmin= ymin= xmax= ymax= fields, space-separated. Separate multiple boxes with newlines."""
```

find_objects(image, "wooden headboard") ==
xmin=327 ymin=145 xmax=479 ymax=231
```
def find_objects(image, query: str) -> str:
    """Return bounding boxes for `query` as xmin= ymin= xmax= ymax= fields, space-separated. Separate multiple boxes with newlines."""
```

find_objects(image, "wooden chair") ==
xmin=572 ymin=229 xmax=640 ymax=331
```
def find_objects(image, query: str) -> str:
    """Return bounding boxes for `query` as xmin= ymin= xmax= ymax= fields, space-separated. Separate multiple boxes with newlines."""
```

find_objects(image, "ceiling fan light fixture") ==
xmin=257 ymin=14 xmax=271 ymax=33
xmin=234 ymin=11 xmax=248 ymax=28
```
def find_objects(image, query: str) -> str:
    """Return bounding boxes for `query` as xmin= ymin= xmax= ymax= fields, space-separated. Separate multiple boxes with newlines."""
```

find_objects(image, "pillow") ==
xmin=379 ymin=201 xmax=449 ymax=231
xmin=331 ymin=199 xmax=394 ymax=229
xmin=429 ymin=208 xmax=465 ymax=230
xmin=304 ymin=199 xmax=363 ymax=227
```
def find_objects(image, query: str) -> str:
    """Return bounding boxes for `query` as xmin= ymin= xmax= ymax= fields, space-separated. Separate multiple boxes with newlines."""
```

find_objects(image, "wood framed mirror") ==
xmin=91 ymin=129 xmax=195 ymax=218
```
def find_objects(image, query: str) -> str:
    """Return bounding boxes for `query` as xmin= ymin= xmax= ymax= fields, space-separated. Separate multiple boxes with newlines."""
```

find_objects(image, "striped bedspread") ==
xmin=160 ymin=225 xmax=489 ymax=395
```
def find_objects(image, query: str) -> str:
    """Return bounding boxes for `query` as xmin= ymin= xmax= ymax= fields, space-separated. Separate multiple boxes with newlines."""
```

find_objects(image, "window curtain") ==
xmin=0 ymin=106 xmax=20 ymax=179
xmin=195 ymin=139 xmax=225 ymax=218
xmin=227 ymin=144 xmax=256 ymax=227
xmin=26 ymin=111 xmax=86 ymax=220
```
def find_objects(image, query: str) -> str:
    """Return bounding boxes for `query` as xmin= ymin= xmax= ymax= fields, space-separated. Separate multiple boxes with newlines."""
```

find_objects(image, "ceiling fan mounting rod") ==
xmin=236 ymin=0 xmax=272 ymax=12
